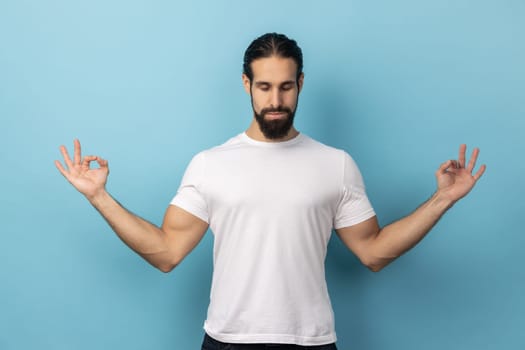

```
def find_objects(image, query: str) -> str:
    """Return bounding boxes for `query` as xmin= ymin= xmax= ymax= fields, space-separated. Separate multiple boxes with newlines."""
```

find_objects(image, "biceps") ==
xmin=335 ymin=216 xmax=380 ymax=256
xmin=161 ymin=205 xmax=209 ymax=260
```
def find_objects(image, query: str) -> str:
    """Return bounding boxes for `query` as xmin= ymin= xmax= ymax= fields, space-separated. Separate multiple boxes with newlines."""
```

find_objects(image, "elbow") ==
xmin=358 ymin=244 xmax=398 ymax=272
xmin=366 ymin=262 xmax=384 ymax=273
xmin=361 ymin=256 xmax=390 ymax=273
xmin=157 ymin=264 xmax=174 ymax=273
xmin=157 ymin=262 xmax=178 ymax=273
xmin=154 ymin=255 xmax=182 ymax=273
xmin=148 ymin=250 xmax=183 ymax=273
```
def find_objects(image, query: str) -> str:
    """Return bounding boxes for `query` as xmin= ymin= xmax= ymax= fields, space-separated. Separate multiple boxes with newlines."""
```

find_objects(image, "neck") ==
xmin=245 ymin=118 xmax=299 ymax=142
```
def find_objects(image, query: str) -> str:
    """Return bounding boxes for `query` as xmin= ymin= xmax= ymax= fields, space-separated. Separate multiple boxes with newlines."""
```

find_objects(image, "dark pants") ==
xmin=201 ymin=333 xmax=338 ymax=350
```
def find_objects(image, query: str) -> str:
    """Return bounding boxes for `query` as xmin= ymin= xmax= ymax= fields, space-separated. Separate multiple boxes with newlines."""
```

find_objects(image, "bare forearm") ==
xmin=87 ymin=190 xmax=170 ymax=266
xmin=342 ymin=145 xmax=484 ymax=272
xmin=369 ymin=191 xmax=455 ymax=270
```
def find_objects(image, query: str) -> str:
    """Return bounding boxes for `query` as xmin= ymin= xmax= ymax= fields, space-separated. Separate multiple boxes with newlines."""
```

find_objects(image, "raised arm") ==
xmin=336 ymin=144 xmax=486 ymax=272
xmin=55 ymin=139 xmax=208 ymax=272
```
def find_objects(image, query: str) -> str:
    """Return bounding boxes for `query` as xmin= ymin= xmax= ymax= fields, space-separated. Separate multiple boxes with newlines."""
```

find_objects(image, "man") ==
xmin=55 ymin=33 xmax=486 ymax=349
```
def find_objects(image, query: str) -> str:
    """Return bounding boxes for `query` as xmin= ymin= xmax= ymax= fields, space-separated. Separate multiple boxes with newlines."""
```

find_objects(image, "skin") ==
xmin=55 ymin=55 xmax=486 ymax=273
xmin=243 ymin=56 xmax=303 ymax=142
xmin=55 ymin=140 xmax=208 ymax=272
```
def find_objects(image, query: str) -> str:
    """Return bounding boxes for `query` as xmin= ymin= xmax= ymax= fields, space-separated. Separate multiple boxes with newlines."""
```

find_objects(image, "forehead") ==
xmin=250 ymin=56 xmax=298 ymax=83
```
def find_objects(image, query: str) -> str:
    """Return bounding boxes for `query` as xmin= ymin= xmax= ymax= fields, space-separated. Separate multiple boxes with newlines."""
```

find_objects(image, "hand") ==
xmin=435 ymin=144 xmax=486 ymax=203
xmin=55 ymin=139 xmax=109 ymax=199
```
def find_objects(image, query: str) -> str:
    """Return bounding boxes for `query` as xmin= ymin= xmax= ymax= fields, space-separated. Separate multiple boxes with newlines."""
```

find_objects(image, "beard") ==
xmin=252 ymin=100 xmax=298 ymax=140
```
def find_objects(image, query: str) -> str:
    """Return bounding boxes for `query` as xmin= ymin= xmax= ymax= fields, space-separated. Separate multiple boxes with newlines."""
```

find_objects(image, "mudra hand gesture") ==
xmin=55 ymin=139 xmax=109 ymax=200
xmin=435 ymin=144 xmax=486 ymax=203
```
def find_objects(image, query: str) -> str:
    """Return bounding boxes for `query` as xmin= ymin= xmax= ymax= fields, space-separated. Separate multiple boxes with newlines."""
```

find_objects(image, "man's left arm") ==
xmin=336 ymin=144 xmax=486 ymax=272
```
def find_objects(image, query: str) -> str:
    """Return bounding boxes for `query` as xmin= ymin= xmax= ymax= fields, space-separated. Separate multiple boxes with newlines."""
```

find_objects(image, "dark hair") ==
xmin=243 ymin=33 xmax=303 ymax=82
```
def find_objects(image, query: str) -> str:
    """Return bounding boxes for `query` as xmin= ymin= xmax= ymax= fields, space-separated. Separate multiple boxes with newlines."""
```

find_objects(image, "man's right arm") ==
xmin=55 ymin=139 xmax=208 ymax=272
xmin=89 ymin=191 xmax=208 ymax=272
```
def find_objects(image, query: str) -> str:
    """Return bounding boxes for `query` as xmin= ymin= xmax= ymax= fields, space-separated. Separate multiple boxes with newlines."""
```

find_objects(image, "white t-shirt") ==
xmin=171 ymin=132 xmax=375 ymax=346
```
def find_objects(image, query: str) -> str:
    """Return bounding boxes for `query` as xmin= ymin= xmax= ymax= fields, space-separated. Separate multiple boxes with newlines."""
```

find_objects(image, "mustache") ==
xmin=260 ymin=106 xmax=293 ymax=115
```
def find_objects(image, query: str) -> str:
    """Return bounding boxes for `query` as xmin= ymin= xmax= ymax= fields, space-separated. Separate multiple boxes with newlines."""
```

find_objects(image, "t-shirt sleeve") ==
xmin=333 ymin=152 xmax=376 ymax=229
xmin=170 ymin=152 xmax=209 ymax=223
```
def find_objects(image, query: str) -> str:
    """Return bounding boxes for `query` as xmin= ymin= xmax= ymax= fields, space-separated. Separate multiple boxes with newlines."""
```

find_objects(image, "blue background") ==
xmin=1 ymin=0 xmax=523 ymax=349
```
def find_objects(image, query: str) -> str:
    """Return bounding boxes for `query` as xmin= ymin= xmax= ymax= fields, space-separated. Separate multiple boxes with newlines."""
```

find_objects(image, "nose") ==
xmin=270 ymin=89 xmax=282 ymax=108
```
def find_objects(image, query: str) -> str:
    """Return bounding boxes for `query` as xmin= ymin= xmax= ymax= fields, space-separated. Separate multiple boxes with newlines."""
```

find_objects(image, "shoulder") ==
xmin=300 ymin=135 xmax=364 ymax=179
xmin=299 ymin=134 xmax=350 ymax=159
xmin=199 ymin=133 xmax=247 ymax=156
xmin=184 ymin=133 xmax=251 ymax=170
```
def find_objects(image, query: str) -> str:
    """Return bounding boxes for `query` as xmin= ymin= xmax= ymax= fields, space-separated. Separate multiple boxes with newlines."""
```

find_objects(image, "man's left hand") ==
xmin=435 ymin=144 xmax=486 ymax=203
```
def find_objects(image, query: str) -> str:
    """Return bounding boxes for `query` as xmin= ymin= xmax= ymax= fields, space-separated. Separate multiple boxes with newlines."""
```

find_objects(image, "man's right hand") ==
xmin=55 ymin=139 xmax=109 ymax=200
xmin=54 ymin=138 xmax=208 ymax=272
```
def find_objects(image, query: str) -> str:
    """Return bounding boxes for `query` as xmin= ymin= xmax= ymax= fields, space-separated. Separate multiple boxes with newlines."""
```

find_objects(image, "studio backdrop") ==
xmin=1 ymin=1 xmax=523 ymax=349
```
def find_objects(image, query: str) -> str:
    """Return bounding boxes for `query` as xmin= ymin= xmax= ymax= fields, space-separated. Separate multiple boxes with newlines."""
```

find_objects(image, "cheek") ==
xmin=284 ymin=92 xmax=298 ymax=107
xmin=251 ymin=93 xmax=266 ymax=110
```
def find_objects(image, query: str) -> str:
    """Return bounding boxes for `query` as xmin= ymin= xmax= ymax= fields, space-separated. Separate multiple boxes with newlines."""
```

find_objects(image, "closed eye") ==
xmin=255 ymin=82 xmax=270 ymax=91
xmin=280 ymin=83 xmax=294 ymax=91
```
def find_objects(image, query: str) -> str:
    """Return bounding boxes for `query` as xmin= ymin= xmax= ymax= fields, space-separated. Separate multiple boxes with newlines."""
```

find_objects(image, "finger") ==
xmin=54 ymin=160 xmax=71 ymax=180
xmin=458 ymin=144 xmax=466 ymax=168
xmin=74 ymin=139 xmax=82 ymax=165
xmin=466 ymin=147 xmax=480 ymax=173
xmin=96 ymin=158 xmax=110 ymax=174
xmin=437 ymin=160 xmax=454 ymax=174
xmin=60 ymin=145 xmax=74 ymax=169
xmin=81 ymin=155 xmax=98 ymax=169
xmin=96 ymin=157 xmax=108 ymax=168
xmin=473 ymin=164 xmax=486 ymax=181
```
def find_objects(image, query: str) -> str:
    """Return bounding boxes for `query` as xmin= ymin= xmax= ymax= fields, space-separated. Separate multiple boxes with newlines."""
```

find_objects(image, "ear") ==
xmin=297 ymin=73 xmax=304 ymax=93
xmin=242 ymin=74 xmax=251 ymax=94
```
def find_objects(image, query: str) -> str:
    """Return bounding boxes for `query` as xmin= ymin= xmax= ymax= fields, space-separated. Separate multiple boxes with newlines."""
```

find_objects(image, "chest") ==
xmin=203 ymin=153 xmax=342 ymax=215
